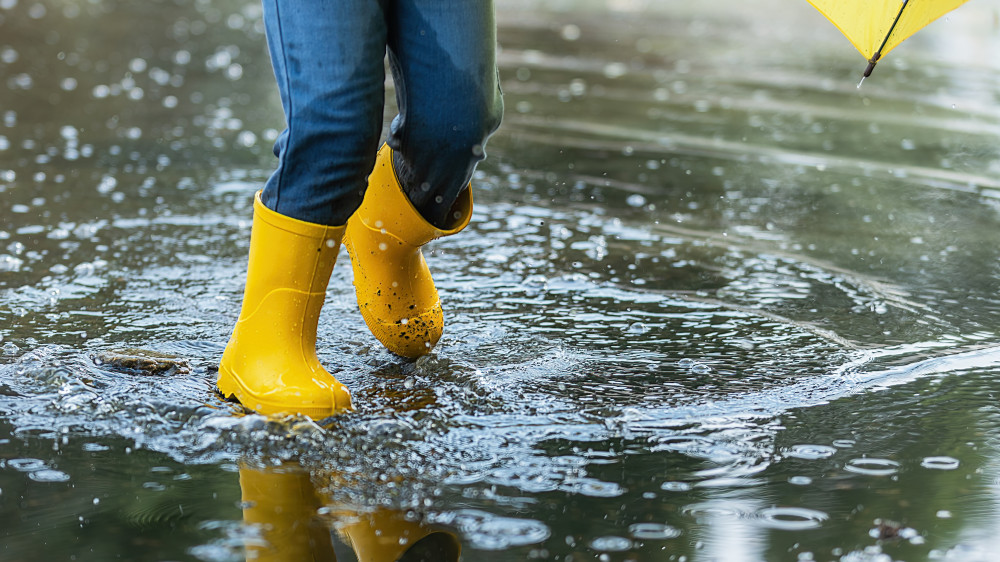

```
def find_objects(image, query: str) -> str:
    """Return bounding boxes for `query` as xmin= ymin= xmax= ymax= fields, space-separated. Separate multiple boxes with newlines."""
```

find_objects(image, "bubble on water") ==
xmin=920 ymin=456 xmax=959 ymax=470
xmin=148 ymin=67 xmax=171 ymax=86
xmin=660 ymin=481 xmax=691 ymax=492
xmin=1 ymin=47 xmax=17 ymax=64
xmin=0 ymin=136 xmax=8 ymax=151
xmin=786 ymin=444 xmax=837 ymax=460
xmin=936 ymin=510 xmax=952 ymax=518
xmin=127 ymin=87 xmax=144 ymax=101
xmin=0 ymin=0 xmax=16 ymax=9
xmin=9 ymin=73 xmax=33 ymax=89
xmin=756 ymin=507 xmax=828 ymax=530
xmin=624 ymin=322 xmax=649 ymax=334
xmin=626 ymin=194 xmax=647 ymax=208
xmin=789 ymin=475 xmax=812 ymax=486
xmin=900 ymin=139 xmax=915 ymax=150
xmin=8 ymin=458 xmax=46 ymax=472
xmin=2 ymin=342 xmax=19 ymax=355
xmin=162 ymin=95 xmax=178 ymax=109
xmin=97 ymin=175 xmax=117 ymax=194
xmin=590 ymin=536 xmax=632 ymax=552
xmin=92 ymin=84 xmax=110 ymax=99
xmin=560 ymin=24 xmax=581 ymax=41
xmin=628 ymin=523 xmax=681 ymax=540
xmin=832 ymin=439 xmax=855 ymax=448
xmin=11 ymin=204 xmax=29 ymax=213
xmin=30 ymin=469 xmax=70 ymax=482
xmin=844 ymin=457 xmax=899 ymax=476
xmin=603 ymin=62 xmax=628 ymax=79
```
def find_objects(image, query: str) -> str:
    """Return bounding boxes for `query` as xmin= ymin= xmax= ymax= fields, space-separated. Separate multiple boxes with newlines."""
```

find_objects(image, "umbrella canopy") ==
xmin=808 ymin=0 xmax=971 ymax=81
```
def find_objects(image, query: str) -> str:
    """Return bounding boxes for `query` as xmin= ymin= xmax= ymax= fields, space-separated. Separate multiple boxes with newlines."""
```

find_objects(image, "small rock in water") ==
xmin=94 ymin=350 xmax=190 ymax=376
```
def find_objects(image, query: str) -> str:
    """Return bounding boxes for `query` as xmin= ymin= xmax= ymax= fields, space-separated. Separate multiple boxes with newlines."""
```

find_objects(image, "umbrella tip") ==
xmin=857 ymin=75 xmax=866 ymax=89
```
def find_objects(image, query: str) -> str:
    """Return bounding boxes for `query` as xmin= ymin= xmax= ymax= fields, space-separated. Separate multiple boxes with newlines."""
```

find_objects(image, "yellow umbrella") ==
xmin=807 ymin=0 xmax=972 ymax=84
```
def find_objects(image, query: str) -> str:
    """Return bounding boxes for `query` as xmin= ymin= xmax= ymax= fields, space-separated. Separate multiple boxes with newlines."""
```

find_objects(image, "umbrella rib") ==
xmin=863 ymin=0 xmax=910 ymax=78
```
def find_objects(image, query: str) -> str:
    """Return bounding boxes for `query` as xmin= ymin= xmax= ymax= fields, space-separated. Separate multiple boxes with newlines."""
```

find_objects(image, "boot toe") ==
xmin=362 ymin=302 xmax=444 ymax=358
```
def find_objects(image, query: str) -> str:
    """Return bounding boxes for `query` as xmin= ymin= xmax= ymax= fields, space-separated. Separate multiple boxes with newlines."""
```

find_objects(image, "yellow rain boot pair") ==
xmin=218 ymin=192 xmax=353 ymax=419
xmin=219 ymin=146 xmax=471 ymax=418
xmin=344 ymin=144 xmax=472 ymax=359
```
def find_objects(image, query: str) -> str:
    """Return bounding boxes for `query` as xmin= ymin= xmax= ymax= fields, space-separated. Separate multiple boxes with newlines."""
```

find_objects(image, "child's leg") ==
xmin=259 ymin=0 xmax=389 ymax=227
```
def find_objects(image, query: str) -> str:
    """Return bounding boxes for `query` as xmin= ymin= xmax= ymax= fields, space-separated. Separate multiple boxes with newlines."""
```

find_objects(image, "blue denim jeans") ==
xmin=259 ymin=0 xmax=504 ymax=228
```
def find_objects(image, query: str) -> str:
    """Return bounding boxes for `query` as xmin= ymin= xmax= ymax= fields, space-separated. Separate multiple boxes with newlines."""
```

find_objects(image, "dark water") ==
xmin=2 ymin=0 xmax=1000 ymax=560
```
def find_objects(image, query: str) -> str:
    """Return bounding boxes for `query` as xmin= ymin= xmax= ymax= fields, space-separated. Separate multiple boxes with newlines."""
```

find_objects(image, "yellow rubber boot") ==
xmin=238 ymin=465 xmax=337 ymax=562
xmin=343 ymin=145 xmax=472 ymax=358
xmin=338 ymin=510 xmax=461 ymax=562
xmin=218 ymin=191 xmax=353 ymax=419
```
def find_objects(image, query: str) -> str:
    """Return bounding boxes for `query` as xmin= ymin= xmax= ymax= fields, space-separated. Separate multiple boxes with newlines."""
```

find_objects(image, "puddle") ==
xmin=2 ymin=0 xmax=1000 ymax=560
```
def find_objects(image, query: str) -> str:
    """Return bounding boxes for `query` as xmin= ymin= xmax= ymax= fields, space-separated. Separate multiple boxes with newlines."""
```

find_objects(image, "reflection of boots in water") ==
xmin=344 ymin=144 xmax=473 ymax=359
xmin=238 ymin=464 xmax=336 ymax=562
xmin=336 ymin=509 xmax=461 ymax=562
xmin=219 ymin=191 xmax=353 ymax=419
xmin=238 ymin=462 xmax=460 ymax=562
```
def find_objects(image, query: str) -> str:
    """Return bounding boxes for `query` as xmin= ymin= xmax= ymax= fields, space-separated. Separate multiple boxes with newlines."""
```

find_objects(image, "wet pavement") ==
xmin=2 ymin=0 xmax=1000 ymax=560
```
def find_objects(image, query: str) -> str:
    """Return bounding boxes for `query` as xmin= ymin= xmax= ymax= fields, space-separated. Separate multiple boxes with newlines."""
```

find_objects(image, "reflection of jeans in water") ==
xmin=259 ymin=0 xmax=504 ymax=227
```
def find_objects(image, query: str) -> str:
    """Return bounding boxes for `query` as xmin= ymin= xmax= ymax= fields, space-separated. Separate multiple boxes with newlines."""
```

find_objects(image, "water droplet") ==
xmin=626 ymin=194 xmax=647 ymax=208
xmin=378 ymin=242 xmax=388 ymax=251
xmin=30 ymin=469 xmax=70 ymax=483
xmin=560 ymin=24 xmax=581 ymax=41
xmin=844 ymin=457 xmax=899 ymax=476
xmin=787 ymin=444 xmax=837 ymax=460
xmin=920 ymin=456 xmax=959 ymax=470
xmin=1 ymin=47 xmax=18 ymax=64
xmin=603 ymin=62 xmax=627 ymax=79
xmin=624 ymin=322 xmax=648 ymax=334
xmin=756 ymin=507 xmax=828 ymax=530
xmin=628 ymin=523 xmax=681 ymax=540
xmin=589 ymin=536 xmax=632 ymax=552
